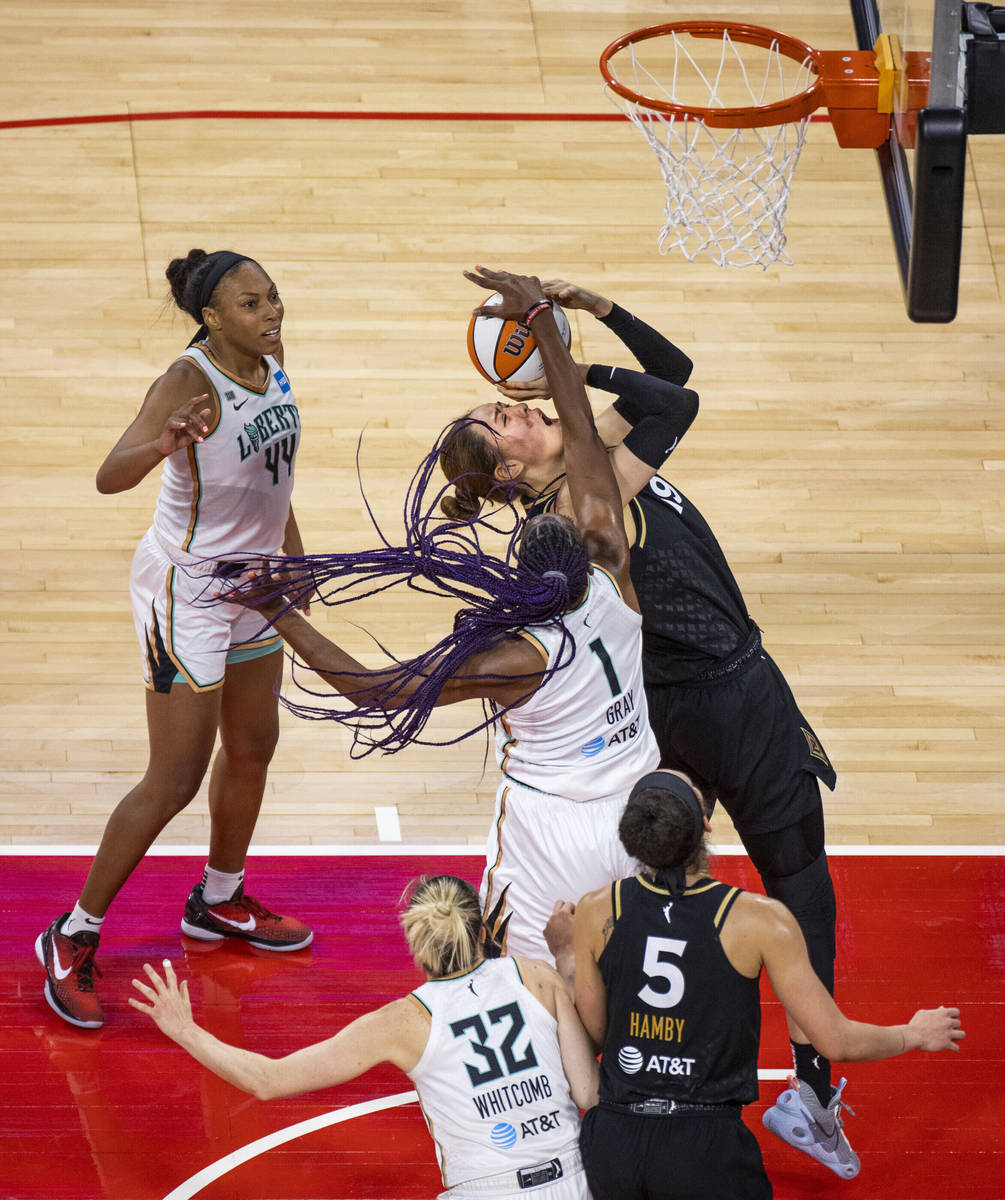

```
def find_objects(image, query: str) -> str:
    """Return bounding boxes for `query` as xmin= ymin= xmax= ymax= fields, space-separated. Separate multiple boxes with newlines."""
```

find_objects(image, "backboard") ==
xmin=850 ymin=1 xmax=967 ymax=321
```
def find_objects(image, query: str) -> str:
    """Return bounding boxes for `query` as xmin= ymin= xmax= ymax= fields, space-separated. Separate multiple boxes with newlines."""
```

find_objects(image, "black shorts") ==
xmin=645 ymin=640 xmax=836 ymax=837
xmin=580 ymin=1105 xmax=771 ymax=1200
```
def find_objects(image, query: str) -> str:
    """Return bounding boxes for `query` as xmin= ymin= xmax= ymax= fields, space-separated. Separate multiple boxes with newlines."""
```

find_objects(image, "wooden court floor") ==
xmin=1 ymin=1 xmax=1003 ymax=852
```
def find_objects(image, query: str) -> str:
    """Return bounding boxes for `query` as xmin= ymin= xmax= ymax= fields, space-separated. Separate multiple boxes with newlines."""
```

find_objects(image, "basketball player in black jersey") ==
xmin=437 ymin=280 xmax=844 ymax=1162
xmin=558 ymin=771 xmax=963 ymax=1198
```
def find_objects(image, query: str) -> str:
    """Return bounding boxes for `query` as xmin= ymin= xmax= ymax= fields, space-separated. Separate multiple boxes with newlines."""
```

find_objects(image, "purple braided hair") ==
xmin=218 ymin=419 xmax=590 ymax=756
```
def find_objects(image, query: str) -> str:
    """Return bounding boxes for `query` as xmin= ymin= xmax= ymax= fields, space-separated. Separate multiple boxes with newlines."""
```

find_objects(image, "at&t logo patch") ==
xmin=618 ymin=1045 xmax=644 ymax=1074
xmin=491 ymin=1123 xmax=517 ymax=1148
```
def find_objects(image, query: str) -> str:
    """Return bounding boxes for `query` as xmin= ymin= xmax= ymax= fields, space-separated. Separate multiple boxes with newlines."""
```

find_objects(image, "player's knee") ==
xmin=220 ymin=721 xmax=280 ymax=770
xmin=762 ymin=850 xmax=837 ymax=991
xmin=141 ymin=766 xmax=205 ymax=817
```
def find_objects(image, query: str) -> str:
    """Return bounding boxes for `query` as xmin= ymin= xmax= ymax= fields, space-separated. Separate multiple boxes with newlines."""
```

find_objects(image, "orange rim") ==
xmin=599 ymin=21 xmax=825 ymax=129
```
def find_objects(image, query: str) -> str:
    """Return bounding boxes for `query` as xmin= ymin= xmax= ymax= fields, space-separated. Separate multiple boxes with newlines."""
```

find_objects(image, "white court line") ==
xmin=160 ymin=1090 xmax=418 ymax=1200
xmin=5 ymin=844 xmax=1003 ymax=856
xmin=374 ymin=805 xmax=403 ymax=842
xmin=160 ymin=1073 xmax=794 ymax=1200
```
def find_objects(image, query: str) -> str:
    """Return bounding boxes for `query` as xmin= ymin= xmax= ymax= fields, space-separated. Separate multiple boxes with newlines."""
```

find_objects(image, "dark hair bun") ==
xmin=165 ymin=249 xmax=209 ymax=320
xmin=440 ymin=492 xmax=481 ymax=522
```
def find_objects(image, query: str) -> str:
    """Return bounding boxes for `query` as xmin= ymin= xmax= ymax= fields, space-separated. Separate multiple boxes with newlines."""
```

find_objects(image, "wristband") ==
xmin=523 ymin=299 xmax=553 ymax=327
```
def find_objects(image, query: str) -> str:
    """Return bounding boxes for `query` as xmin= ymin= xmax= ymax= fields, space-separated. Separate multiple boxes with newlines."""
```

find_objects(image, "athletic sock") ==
xmin=791 ymin=1041 xmax=833 ymax=1109
xmin=201 ymin=865 xmax=244 ymax=905
xmin=61 ymin=903 xmax=105 ymax=940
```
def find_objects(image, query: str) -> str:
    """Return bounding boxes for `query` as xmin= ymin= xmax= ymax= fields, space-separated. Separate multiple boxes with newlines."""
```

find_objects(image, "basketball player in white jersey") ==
xmin=228 ymin=267 xmax=660 ymax=960
xmin=36 ymin=250 xmax=312 ymax=1032
xmin=131 ymin=875 xmax=597 ymax=1198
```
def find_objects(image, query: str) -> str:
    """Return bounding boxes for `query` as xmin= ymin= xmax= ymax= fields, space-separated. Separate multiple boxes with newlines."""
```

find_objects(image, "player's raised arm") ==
xmin=465 ymin=267 xmax=635 ymax=605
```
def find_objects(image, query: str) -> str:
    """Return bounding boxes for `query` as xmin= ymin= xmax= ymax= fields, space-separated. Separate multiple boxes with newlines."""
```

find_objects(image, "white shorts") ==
xmin=480 ymin=777 xmax=638 ymax=959
xmin=442 ymin=1144 xmax=589 ymax=1199
xmin=129 ymin=529 xmax=282 ymax=693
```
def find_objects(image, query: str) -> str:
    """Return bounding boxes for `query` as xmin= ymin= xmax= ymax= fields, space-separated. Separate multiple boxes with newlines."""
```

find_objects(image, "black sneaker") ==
xmin=180 ymin=882 xmax=313 ymax=951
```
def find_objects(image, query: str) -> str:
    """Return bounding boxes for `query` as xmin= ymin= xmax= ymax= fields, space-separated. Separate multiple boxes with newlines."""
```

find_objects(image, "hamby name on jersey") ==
xmin=627 ymin=1009 xmax=687 ymax=1044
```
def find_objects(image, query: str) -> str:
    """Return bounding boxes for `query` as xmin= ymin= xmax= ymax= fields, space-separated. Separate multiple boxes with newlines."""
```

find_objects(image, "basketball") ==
xmin=466 ymin=294 xmax=572 ymax=383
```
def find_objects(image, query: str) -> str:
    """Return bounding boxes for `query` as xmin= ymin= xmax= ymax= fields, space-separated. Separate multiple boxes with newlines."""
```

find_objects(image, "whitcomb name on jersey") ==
xmin=472 ymin=1072 xmax=555 ymax=1121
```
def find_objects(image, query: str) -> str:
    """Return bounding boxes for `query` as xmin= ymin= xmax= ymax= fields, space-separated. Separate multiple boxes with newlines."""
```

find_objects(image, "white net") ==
xmin=605 ymin=29 xmax=817 ymax=268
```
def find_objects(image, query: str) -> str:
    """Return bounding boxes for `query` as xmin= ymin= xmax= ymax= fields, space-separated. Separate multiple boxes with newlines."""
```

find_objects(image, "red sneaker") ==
xmin=35 ymin=915 xmax=103 ymax=1029
xmin=180 ymin=882 xmax=313 ymax=951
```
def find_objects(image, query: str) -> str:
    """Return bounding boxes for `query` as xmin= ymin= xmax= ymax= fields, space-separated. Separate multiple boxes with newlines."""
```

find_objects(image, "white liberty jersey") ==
xmin=409 ymin=957 xmax=581 ymax=1190
xmin=496 ymin=565 xmax=659 ymax=801
xmin=151 ymin=346 xmax=300 ymax=558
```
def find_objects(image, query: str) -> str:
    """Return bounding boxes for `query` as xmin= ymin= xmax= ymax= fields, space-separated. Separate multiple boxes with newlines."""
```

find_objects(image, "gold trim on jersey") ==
xmin=514 ymin=628 xmax=549 ymax=664
xmin=180 ymin=374 xmax=221 ymax=552
xmin=635 ymin=874 xmax=721 ymax=897
xmin=163 ymin=565 xmax=225 ymax=693
xmin=589 ymin=561 xmax=624 ymax=602
xmin=408 ymin=991 xmax=432 ymax=1016
xmin=713 ymin=886 xmax=740 ymax=930
xmin=613 ymin=877 xmax=623 ymax=921
xmin=411 ymin=1080 xmax=450 ymax=1187
xmin=189 ymin=343 xmax=274 ymax=395
xmin=481 ymin=788 xmax=509 ymax=948
xmin=628 ymin=495 xmax=647 ymax=550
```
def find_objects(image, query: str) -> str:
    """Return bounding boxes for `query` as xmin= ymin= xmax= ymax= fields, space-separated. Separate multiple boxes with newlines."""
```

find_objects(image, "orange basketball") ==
xmin=466 ymin=294 xmax=571 ymax=383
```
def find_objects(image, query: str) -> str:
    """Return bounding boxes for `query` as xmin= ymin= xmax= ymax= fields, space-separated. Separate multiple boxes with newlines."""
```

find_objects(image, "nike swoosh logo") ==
xmin=584 ymin=614 xmax=592 ymax=627
xmin=210 ymin=912 xmax=256 ymax=931
xmin=664 ymin=437 xmax=679 ymax=455
xmin=232 ymin=399 xmax=249 ymax=411
xmin=52 ymin=944 xmax=76 ymax=980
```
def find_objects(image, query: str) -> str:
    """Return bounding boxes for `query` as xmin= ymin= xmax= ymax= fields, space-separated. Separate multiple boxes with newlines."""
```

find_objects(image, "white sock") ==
xmin=202 ymin=865 xmax=244 ymax=905
xmin=61 ymin=902 xmax=105 ymax=939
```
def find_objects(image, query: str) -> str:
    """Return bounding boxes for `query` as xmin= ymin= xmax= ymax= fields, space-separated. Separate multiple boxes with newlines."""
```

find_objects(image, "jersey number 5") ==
xmin=638 ymin=936 xmax=687 ymax=1008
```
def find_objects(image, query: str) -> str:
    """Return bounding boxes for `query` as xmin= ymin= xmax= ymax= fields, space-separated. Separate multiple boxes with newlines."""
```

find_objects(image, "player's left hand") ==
xmin=495 ymin=376 xmax=552 ymax=401
xmin=219 ymin=562 xmax=291 ymax=620
xmin=544 ymin=900 xmax=576 ymax=959
xmin=129 ymin=960 xmax=195 ymax=1042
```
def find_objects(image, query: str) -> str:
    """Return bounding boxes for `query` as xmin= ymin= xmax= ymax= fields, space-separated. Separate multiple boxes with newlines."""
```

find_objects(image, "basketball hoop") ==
xmin=600 ymin=21 xmax=926 ymax=269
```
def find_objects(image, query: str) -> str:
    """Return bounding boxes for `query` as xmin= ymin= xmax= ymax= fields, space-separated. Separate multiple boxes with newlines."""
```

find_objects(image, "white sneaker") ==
xmin=762 ymin=1076 xmax=861 ymax=1179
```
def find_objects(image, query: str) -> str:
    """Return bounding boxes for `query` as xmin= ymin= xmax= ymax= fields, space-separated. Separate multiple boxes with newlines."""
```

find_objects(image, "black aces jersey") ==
xmin=597 ymin=875 xmax=760 ymax=1107
xmin=528 ymin=479 xmax=751 ymax=685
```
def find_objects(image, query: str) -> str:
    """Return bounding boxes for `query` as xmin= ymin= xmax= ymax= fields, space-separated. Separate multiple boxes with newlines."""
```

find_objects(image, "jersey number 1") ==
xmin=588 ymin=637 xmax=623 ymax=698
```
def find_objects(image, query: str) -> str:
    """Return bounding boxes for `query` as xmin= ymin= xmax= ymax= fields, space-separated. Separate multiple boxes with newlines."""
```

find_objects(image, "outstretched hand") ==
xmin=541 ymin=279 xmax=612 ymax=319
xmin=465 ymin=266 xmax=548 ymax=323
xmin=908 ymin=1006 xmax=965 ymax=1053
xmin=155 ymin=395 xmax=212 ymax=457
xmin=129 ymin=960 xmax=195 ymax=1043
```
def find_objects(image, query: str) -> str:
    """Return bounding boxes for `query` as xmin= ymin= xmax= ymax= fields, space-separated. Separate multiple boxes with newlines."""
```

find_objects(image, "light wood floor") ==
xmin=1 ymin=2 xmax=1002 ymax=850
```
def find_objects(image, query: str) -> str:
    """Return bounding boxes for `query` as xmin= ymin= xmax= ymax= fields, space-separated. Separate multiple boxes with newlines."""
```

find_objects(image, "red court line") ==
xmin=0 ymin=108 xmax=834 ymax=131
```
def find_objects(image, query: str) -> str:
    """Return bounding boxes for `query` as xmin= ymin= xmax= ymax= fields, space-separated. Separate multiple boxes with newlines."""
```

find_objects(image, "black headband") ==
xmin=187 ymin=251 xmax=258 ymax=346
xmin=628 ymin=771 xmax=706 ymax=897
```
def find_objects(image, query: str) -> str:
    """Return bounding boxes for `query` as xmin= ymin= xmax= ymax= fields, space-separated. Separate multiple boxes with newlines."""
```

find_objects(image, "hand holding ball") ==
xmin=467 ymin=293 xmax=572 ymax=383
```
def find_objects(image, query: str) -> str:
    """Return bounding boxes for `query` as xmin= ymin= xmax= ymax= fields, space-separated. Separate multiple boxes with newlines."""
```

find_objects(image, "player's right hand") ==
xmin=155 ymin=394 xmax=212 ymax=456
xmin=908 ymin=1005 xmax=965 ymax=1052
xmin=541 ymin=279 xmax=611 ymax=318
